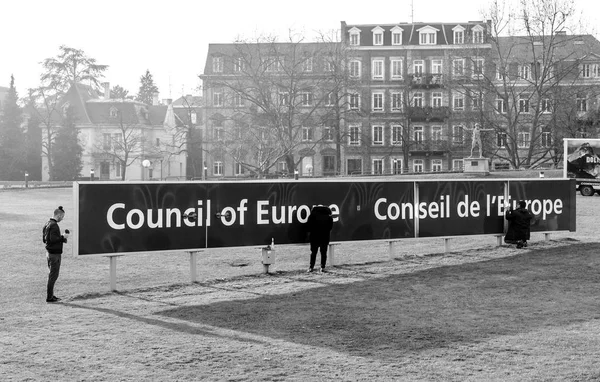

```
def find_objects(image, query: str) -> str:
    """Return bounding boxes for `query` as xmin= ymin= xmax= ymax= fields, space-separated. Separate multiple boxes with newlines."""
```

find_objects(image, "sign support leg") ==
xmin=188 ymin=251 xmax=198 ymax=283
xmin=329 ymin=244 xmax=335 ymax=266
xmin=109 ymin=256 xmax=118 ymax=292
xmin=444 ymin=238 xmax=450 ymax=253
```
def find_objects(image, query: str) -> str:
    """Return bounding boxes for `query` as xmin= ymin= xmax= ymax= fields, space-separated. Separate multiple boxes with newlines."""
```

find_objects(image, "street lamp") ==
xmin=142 ymin=159 xmax=151 ymax=180
xmin=24 ymin=172 xmax=29 ymax=188
xmin=90 ymin=169 xmax=95 ymax=181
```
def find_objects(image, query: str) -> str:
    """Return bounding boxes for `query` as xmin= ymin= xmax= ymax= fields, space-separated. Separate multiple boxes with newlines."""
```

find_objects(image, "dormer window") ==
xmin=453 ymin=25 xmax=465 ymax=44
xmin=61 ymin=101 xmax=70 ymax=117
xmin=109 ymin=106 xmax=118 ymax=118
xmin=212 ymin=56 xmax=223 ymax=73
xmin=348 ymin=27 xmax=361 ymax=46
xmin=418 ymin=26 xmax=439 ymax=45
xmin=472 ymin=25 xmax=484 ymax=44
xmin=371 ymin=26 xmax=384 ymax=46
xmin=391 ymin=26 xmax=403 ymax=45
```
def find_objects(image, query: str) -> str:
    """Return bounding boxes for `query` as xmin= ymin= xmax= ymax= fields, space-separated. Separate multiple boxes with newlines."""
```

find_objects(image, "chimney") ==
xmin=152 ymin=92 xmax=160 ymax=106
xmin=102 ymin=82 xmax=110 ymax=99
xmin=556 ymin=30 xmax=567 ymax=36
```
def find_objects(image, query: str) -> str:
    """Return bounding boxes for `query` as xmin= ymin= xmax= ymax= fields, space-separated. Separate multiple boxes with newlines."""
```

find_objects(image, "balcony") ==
xmin=407 ymin=106 xmax=450 ymax=122
xmin=409 ymin=140 xmax=451 ymax=154
xmin=407 ymin=73 xmax=444 ymax=88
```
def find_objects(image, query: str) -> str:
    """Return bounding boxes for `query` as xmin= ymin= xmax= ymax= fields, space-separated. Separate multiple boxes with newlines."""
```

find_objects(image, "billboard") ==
xmin=564 ymin=138 xmax=600 ymax=180
xmin=73 ymin=178 xmax=575 ymax=256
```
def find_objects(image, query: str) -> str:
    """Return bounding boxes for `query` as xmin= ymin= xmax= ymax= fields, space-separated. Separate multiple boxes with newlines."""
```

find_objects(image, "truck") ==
xmin=564 ymin=138 xmax=600 ymax=196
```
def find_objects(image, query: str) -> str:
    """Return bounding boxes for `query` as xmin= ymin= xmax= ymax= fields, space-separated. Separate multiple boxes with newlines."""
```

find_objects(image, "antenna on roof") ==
xmin=411 ymin=0 xmax=414 ymax=23
xmin=169 ymin=73 xmax=172 ymax=98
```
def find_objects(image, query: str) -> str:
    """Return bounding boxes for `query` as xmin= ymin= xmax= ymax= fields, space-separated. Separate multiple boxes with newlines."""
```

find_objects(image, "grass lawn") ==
xmin=3 ymin=176 xmax=600 ymax=381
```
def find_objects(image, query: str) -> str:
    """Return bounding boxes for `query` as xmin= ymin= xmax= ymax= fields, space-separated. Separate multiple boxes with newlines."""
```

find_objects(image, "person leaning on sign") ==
xmin=42 ymin=206 xmax=69 ymax=303
xmin=306 ymin=205 xmax=334 ymax=273
xmin=504 ymin=201 xmax=533 ymax=249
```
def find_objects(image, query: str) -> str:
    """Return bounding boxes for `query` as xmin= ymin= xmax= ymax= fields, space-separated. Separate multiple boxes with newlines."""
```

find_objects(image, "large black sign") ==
xmin=74 ymin=179 xmax=575 ymax=256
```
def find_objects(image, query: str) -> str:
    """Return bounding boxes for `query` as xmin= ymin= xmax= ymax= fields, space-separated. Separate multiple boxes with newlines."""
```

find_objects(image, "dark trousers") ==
xmin=310 ymin=241 xmax=328 ymax=269
xmin=47 ymin=253 xmax=61 ymax=300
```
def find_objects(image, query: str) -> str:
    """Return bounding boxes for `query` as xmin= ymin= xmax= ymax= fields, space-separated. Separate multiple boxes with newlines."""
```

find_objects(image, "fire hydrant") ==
xmin=261 ymin=238 xmax=275 ymax=274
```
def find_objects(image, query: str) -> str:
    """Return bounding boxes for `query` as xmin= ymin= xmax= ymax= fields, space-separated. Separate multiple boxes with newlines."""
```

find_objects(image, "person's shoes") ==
xmin=320 ymin=268 xmax=326 ymax=273
xmin=46 ymin=296 xmax=60 ymax=303
xmin=522 ymin=241 xmax=528 ymax=248
xmin=307 ymin=268 xmax=314 ymax=273
xmin=516 ymin=243 xmax=523 ymax=249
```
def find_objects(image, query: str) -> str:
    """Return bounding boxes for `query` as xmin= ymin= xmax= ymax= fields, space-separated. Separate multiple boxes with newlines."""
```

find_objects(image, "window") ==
xmin=392 ymin=158 xmax=403 ymax=174
xmin=113 ymin=133 xmax=122 ymax=149
xmin=103 ymin=133 xmax=111 ymax=150
xmin=214 ymin=127 xmax=224 ymax=141
xmin=323 ymin=126 xmax=333 ymax=141
xmin=413 ymin=159 xmax=424 ymax=173
xmin=155 ymin=138 xmax=160 ymax=147
xmin=234 ymin=57 xmax=245 ymax=72
xmin=452 ymin=159 xmax=463 ymax=171
xmin=577 ymin=96 xmax=588 ymax=112
xmin=432 ymin=126 xmax=442 ymax=141
xmin=115 ymin=160 xmax=121 ymax=178
xmin=372 ymin=58 xmax=384 ymax=80
xmin=349 ymin=27 xmax=361 ymax=46
xmin=325 ymin=92 xmax=335 ymax=107
xmin=454 ymin=29 xmax=464 ymax=44
xmin=349 ymin=93 xmax=360 ymax=110
xmin=418 ymin=26 xmax=438 ymax=45
xmin=472 ymin=29 xmax=484 ymax=44
xmin=372 ymin=125 xmax=384 ymax=145
xmin=519 ymin=97 xmax=530 ymax=113
xmin=277 ymin=161 xmax=288 ymax=174
xmin=372 ymin=92 xmax=384 ymax=112
xmin=519 ymin=64 xmax=531 ymax=80
xmin=472 ymin=93 xmax=482 ymax=110
xmin=432 ymin=159 xmax=443 ymax=172
xmin=324 ymin=58 xmax=334 ymax=72
xmin=497 ymin=132 xmax=507 ymax=148
xmin=391 ymin=58 xmax=403 ymax=79
xmin=413 ymin=92 xmax=423 ymax=107
xmin=372 ymin=159 xmax=384 ymax=175
xmin=453 ymin=59 xmax=465 ymax=76
xmin=300 ymin=92 xmax=313 ymax=106
xmin=349 ymin=125 xmax=361 ymax=146
xmin=235 ymin=162 xmax=245 ymax=176
xmin=391 ymin=26 xmax=403 ymax=45
xmin=472 ymin=58 xmax=484 ymax=77
xmin=518 ymin=132 xmax=530 ymax=148
xmin=212 ymin=56 xmax=223 ymax=73
xmin=581 ymin=63 xmax=592 ymax=78
xmin=213 ymin=161 xmax=223 ymax=176
xmin=453 ymin=93 xmax=465 ymax=110
xmin=234 ymin=93 xmax=244 ymax=107
xmin=542 ymin=132 xmax=552 ymax=147
xmin=432 ymin=60 xmax=442 ymax=74
xmin=302 ymin=57 xmax=313 ymax=72
xmin=413 ymin=60 xmax=424 ymax=76
xmin=453 ymin=125 xmax=464 ymax=144
xmin=323 ymin=156 xmax=335 ymax=175
xmin=496 ymin=98 xmax=507 ymax=113
xmin=347 ymin=158 xmax=362 ymax=175
xmin=213 ymin=90 xmax=223 ymax=107
xmin=391 ymin=92 xmax=403 ymax=111
xmin=372 ymin=26 xmax=384 ymax=45
xmin=279 ymin=92 xmax=289 ymax=106
xmin=349 ymin=60 xmax=361 ymax=78
xmin=266 ymin=56 xmax=283 ymax=72
xmin=392 ymin=124 xmax=403 ymax=145
xmin=432 ymin=92 xmax=442 ymax=108
xmin=541 ymin=98 xmax=552 ymax=113
xmin=413 ymin=126 xmax=423 ymax=143
xmin=109 ymin=106 xmax=118 ymax=118
xmin=302 ymin=126 xmax=314 ymax=141
xmin=496 ymin=66 xmax=506 ymax=81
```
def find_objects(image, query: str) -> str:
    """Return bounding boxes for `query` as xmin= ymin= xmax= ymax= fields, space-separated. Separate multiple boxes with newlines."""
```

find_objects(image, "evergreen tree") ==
xmin=110 ymin=85 xmax=130 ymax=99
xmin=24 ymin=112 xmax=42 ymax=181
xmin=51 ymin=105 xmax=82 ymax=180
xmin=136 ymin=69 xmax=159 ymax=105
xmin=0 ymin=75 xmax=26 ymax=180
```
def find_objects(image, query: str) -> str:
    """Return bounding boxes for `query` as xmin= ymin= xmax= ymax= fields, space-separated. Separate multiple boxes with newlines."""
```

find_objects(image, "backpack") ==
xmin=42 ymin=221 xmax=51 ymax=244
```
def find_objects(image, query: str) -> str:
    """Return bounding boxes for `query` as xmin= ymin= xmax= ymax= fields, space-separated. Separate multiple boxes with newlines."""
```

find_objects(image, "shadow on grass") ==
xmin=155 ymin=242 xmax=600 ymax=362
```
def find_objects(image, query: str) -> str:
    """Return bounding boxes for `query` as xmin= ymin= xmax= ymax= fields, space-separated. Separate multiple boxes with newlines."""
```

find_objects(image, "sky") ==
xmin=1 ymin=0 xmax=599 ymax=101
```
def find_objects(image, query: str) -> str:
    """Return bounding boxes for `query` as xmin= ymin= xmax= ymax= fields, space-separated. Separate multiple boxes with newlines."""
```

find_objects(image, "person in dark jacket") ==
xmin=43 ymin=206 xmax=68 ymax=302
xmin=306 ymin=205 xmax=334 ymax=273
xmin=504 ymin=201 xmax=533 ymax=249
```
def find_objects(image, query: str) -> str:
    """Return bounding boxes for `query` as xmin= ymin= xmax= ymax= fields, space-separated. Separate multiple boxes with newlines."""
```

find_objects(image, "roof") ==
xmin=172 ymin=95 xmax=203 ymax=107
xmin=494 ymin=34 xmax=600 ymax=62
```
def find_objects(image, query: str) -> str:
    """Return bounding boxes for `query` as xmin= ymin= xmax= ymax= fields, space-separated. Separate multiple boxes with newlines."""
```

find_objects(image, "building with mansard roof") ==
xmin=38 ymin=83 xmax=187 ymax=181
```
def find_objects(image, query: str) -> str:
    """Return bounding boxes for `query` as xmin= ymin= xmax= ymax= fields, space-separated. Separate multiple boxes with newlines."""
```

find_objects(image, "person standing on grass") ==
xmin=43 ymin=206 xmax=68 ymax=303
xmin=306 ymin=205 xmax=334 ymax=273
xmin=504 ymin=201 xmax=533 ymax=249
